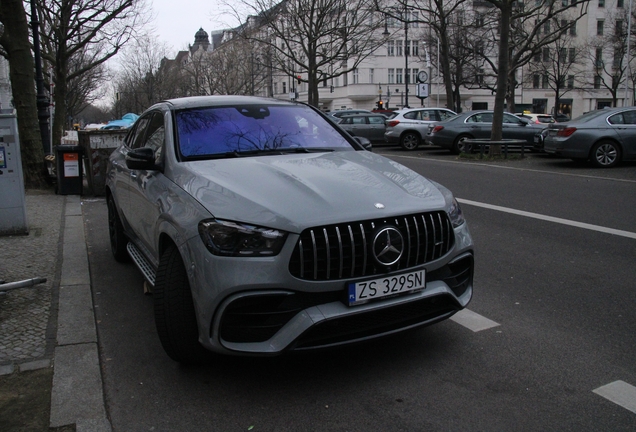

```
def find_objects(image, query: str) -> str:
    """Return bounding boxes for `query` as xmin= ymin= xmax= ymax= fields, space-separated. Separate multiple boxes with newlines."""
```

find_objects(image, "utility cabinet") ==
xmin=0 ymin=110 xmax=28 ymax=235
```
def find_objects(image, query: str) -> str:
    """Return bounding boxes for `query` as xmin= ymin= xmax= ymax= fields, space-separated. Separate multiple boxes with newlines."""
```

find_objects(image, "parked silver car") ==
xmin=336 ymin=113 xmax=388 ymax=142
xmin=427 ymin=110 xmax=546 ymax=154
xmin=543 ymin=107 xmax=636 ymax=167
xmin=106 ymin=96 xmax=474 ymax=364
xmin=384 ymin=107 xmax=457 ymax=150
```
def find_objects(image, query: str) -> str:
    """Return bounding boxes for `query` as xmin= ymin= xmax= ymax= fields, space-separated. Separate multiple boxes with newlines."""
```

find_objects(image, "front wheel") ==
xmin=590 ymin=141 xmax=621 ymax=168
xmin=107 ymin=195 xmax=129 ymax=262
xmin=400 ymin=132 xmax=421 ymax=150
xmin=154 ymin=245 xmax=211 ymax=364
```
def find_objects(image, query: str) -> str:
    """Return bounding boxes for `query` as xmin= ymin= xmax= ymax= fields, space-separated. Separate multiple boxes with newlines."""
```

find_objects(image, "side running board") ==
xmin=127 ymin=242 xmax=156 ymax=286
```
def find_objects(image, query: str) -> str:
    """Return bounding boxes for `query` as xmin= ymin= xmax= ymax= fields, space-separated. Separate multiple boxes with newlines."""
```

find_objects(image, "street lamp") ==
xmin=404 ymin=2 xmax=409 ymax=108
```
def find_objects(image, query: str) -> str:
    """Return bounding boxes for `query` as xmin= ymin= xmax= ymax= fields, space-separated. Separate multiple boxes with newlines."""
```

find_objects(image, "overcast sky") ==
xmin=150 ymin=0 xmax=240 ymax=54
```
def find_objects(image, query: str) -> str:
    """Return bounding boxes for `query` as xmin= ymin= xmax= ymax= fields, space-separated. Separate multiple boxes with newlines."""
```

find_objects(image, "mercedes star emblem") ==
xmin=373 ymin=227 xmax=404 ymax=266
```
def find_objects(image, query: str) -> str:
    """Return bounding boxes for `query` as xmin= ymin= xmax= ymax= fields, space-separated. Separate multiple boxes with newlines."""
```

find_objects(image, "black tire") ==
xmin=107 ymin=195 xmax=129 ymax=263
xmin=590 ymin=140 xmax=621 ymax=168
xmin=400 ymin=132 xmax=421 ymax=150
xmin=451 ymin=135 xmax=474 ymax=154
xmin=154 ymin=245 xmax=211 ymax=364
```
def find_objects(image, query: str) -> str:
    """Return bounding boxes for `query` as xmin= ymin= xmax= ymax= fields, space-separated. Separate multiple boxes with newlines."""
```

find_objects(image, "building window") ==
xmin=567 ymin=75 xmax=574 ymax=89
xmin=396 ymin=40 xmax=403 ymax=56
xmin=542 ymin=74 xmax=549 ymax=89
xmin=618 ymin=0 xmax=624 ymax=7
xmin=353 ymin=68 xmax=359 ymax=84
xmin=561 ymin=0 xmax=568 ymax=5
xmin=405 ymin=40 xmax=411 ymax=56
xmin=412 ymin=41 xmax=419 ymax=56
xmin=570 ymin=21 xmax=577 ymax=36
xmin=274 ymin=82 xmax=278 ymax=94
xmin=594 ymin=75 xmax=601 ymax=89
xmin=475 ymin=13 xmax=484 ymax=27
xmin=543 ymin=48 xmax=550 ymax=62
xmin=597 ymin=20 xmax=604 ymax=36
xmin=283 ymin=82 xmax=287 ymax=94
xmin=598 ymin=0 xmax=605 ymax=7
xmin=533 ymin=75 xmax=540 ymax=89
xmin=477 ymin=68 xmax=484 ymax=85
xmin=396 ymin=68 xmax=403 ymax=84
xmin=559 ymin=48 xmax=567 ymax=62
xmin=616 ymin=20 xmax=624 ymax=37
xmin=388 ymin=69 xmax=395 ymax=84
xmin=595 ymin=47 xmax=603 ymax=68
xmin=533 ymin=50 xmax=541 ymax=62
xmin=569 ymin=48 xmax=576 ymax=63
xmin=369 ymin=68 xmax=374 ymax=83
xmin=613 ymin=49 xmax=621 ymax=69
xmin=543 ymin=21 xmax=550 ymax=34
xmin=387 ymin=40 xmax=395 ymax=56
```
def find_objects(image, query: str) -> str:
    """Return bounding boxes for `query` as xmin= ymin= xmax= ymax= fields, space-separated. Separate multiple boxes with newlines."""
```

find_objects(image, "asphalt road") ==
xmin=83 ymin=150 xmax=636 ymax=431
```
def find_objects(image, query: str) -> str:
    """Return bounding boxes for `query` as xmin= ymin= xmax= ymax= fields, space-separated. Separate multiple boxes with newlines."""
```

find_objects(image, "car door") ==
xmin=609 ymin=109 xmax=636 ymax=158
xmin=125 ymin=111 xmax=168 ymax=259
xmin=366 ymin=115 xmax=386 ymax=141
xmin=464 ymin=112 xmax=493 ymax=139
xmin=114 ymin=115 xmax=152 ymax=231
xmin=345 ymin=115 xmax=369 ymax=139
xmin=502 ymin=113 xmax=538 ymax=143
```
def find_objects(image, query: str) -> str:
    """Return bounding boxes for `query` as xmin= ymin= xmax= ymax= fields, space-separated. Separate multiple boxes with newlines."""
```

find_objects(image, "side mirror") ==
xmin=126 ymin=147 xmax=157 ymax=170
xmin=353 ymin=136 xmax=373 ymax=152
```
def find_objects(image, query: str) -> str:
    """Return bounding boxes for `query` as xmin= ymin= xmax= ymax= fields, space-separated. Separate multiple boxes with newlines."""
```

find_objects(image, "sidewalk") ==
xmin=0 ymin=189 xmax=110 ymax=431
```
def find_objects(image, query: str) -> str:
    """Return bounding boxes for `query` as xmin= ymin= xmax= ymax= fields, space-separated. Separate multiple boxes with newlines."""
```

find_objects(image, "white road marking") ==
xmin=450 ymin=308 xmax=500 ymax=332
xmin=593 ymin=381 xmax=636 ymax=414
xmin=386 ymin=153 xmax=636 ymax=184
xmin=457 ymin=198 xmax=636 ymax=240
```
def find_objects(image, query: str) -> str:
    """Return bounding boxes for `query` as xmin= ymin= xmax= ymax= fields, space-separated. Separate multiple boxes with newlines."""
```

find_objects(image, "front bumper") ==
xmin=186 ymin=220 xmax=474 ymax=356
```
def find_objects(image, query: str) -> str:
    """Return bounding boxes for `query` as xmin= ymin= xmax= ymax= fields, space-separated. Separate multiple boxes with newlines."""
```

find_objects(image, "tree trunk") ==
xmin=52 ymin=62 xmax=68 ymax=147
xmin=490 ymin=2 xmax=513 ymax=155
xmin=0 ymin=0 xmax=48 ymax=188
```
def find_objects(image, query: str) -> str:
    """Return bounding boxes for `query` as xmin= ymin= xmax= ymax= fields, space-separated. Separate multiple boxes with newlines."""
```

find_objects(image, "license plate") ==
xmin=347 ymin=270 xmax=426 ymax=306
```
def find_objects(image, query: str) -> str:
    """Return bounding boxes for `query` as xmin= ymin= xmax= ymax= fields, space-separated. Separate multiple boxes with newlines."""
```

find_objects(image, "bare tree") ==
xmin=469 ymin=0 xmax=589 ymax=154
xmin=37 ymin=0 xmax=148 ymax=145
xmin=581 ymin=7 xmax=630 ymax=107
xmin=228 ymin=0 xmax=386 ymax=107
xmin=525 ymin=33 xmax=586 ymax=116
xmin=0 ymin=0 xmax=48 ymax=187
xmin=113 ymin=35 xmax=175 ymax=115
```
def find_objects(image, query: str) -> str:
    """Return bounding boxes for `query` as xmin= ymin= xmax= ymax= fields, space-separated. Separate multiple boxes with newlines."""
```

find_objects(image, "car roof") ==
xmin=159 ymin=95 xmax=297 ymax=110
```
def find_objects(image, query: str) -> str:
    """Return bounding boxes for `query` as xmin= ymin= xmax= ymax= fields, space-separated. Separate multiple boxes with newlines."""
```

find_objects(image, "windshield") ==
xmin=176 ymin=104 xmax=353 ymax=159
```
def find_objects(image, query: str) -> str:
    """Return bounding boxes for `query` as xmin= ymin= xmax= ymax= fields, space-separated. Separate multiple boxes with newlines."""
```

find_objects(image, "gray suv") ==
xmin=385 ymin=108 xmax=457 ymax=150
xmin=106 ymin=96 xmax=474 ymax=364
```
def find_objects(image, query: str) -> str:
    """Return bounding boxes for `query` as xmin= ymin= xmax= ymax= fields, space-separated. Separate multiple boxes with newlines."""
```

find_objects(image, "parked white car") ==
xmin=384 ymin=108 xmax=457 ymax=150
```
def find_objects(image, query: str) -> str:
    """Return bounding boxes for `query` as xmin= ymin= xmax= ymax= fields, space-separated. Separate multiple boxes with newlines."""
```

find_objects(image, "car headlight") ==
xmin=198 ymin=219 xmax=288 ymax=257
xmin=448 ymin=198 xmax=465 ymax=228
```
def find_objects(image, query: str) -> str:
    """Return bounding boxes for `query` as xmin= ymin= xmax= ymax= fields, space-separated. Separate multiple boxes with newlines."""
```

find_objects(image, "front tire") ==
xmin=107 ymin=195 xmax=129 ymax=263
xmin=154 ymin=245 xmax=211 ymax=364
xmin=590 ymin=141 xmax=621 ymax=168
xmin=400 ymin=132 xmax=421 ymax=150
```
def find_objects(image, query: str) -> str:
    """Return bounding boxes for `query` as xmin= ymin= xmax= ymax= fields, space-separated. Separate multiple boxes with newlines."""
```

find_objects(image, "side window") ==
xmin=480 ymin=113 xmax=494 ymax=123
xmin=143 ymin=113 xmax=165 ymax=164
xmin=623 ymin=110 xmax=636 ymax=124
xmin=352 ymin=117 xmax=365 ymax=124
xmin=608 ymin=113 xmax=624 ymax=125
xmin=340 ymin=117 xmax=353 ymax=125
xmin=503 ymin=113 xmax=521 ymax=124
xmin=404 ymin=111 xmax=418 ymax=120
xmin=129 ymin=116 xmax=152 ymax=149
xmin=368 ymin=116 xmax=384 ymax=124
xmin=439 ymin=111 xmax=455 ymax=121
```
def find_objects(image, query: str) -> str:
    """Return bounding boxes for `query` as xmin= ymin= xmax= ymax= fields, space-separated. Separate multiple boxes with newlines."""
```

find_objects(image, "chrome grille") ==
xmin=289 ymin=211 xmax=454 ymax=281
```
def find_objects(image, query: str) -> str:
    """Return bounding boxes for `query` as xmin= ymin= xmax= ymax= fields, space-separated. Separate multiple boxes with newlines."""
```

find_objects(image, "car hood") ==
xmin=177 ymin=150 xmax=446 ymax=233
